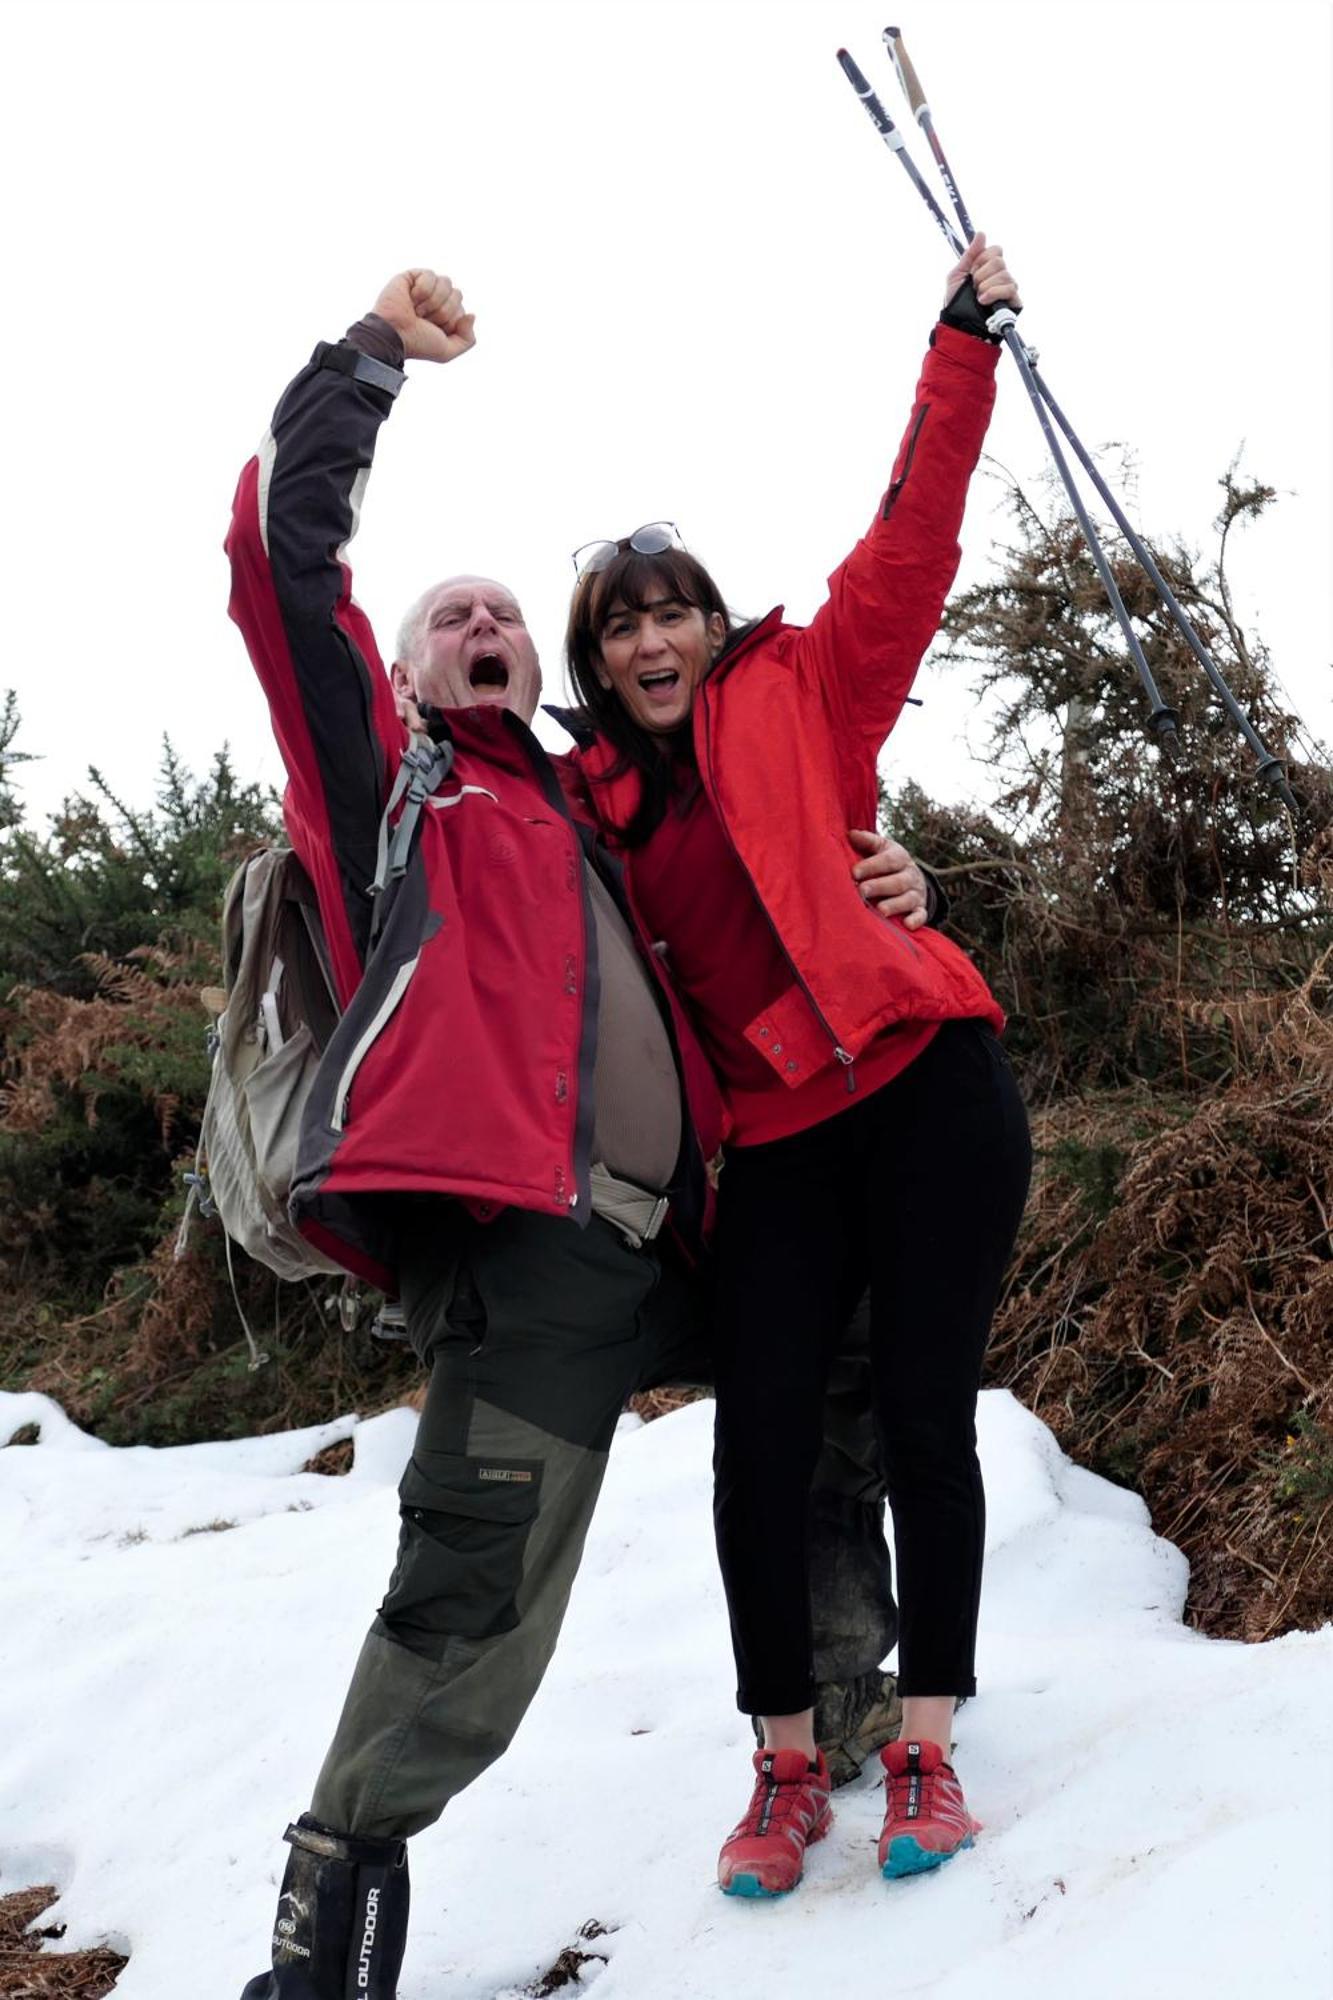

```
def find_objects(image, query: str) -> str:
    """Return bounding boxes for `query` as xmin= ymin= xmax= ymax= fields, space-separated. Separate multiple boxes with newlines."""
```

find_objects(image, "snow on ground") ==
xmin=1 ymin=1385 xmax=1329 ymax=2000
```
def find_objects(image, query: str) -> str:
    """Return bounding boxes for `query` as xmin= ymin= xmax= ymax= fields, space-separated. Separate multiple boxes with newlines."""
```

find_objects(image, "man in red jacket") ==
xmin=230 ymin=269 xmax=936 ymax=2000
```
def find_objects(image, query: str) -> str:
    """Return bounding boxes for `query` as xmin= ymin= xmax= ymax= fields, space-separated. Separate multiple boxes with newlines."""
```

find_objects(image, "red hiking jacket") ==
xmin=226 ymin=341 xmax=719 ymax=1289
xmin=573 ymin=324 xmax=1006 ymax=1103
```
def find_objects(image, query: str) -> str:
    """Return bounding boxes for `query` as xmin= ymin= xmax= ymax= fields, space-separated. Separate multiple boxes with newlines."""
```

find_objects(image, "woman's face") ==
xmin=596 ymin=588 xmax=726 ymax=736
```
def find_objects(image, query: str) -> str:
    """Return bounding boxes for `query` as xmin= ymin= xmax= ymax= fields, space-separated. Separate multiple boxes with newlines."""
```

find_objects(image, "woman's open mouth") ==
xmin=638 ymin=669 xmax=680 ymax=703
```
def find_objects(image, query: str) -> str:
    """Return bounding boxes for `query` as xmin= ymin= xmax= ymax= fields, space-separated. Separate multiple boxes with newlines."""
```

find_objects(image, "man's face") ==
xmin=396 ymin=576 xmax=542 ymax=723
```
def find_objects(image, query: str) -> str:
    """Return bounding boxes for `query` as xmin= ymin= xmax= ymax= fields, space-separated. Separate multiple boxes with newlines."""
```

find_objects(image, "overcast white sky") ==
xmin=3 ymin=0 xmax=1329 ymax=827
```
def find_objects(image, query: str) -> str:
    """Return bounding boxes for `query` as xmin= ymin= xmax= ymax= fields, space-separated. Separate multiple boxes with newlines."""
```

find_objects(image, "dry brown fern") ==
xmin=991 ymin=966 xmax=1333 ymax=1640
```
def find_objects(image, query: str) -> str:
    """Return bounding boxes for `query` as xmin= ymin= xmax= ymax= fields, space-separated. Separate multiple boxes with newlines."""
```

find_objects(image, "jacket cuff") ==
xmin=921 ymin=867 xmax=948 ymax=927
xmin=345 ymin=313 xmax=407 ymax=368
xmin=926 ymin=320 xmax=1003 ymax=378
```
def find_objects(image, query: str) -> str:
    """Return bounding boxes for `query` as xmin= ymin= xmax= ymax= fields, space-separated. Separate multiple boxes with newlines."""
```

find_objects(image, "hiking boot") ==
xmin=819 ymin=1669 xmax=904 ymax=1788
xmin=877 ymin=1740 xmax=980 ymax=1879
xmin=717 ymin=1749 xmax=832 ymax=1899
xmin=239 ymin=1815 xmax=409 ymax=1998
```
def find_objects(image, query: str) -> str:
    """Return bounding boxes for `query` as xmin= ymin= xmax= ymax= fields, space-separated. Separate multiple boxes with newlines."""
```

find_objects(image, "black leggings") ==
xmin=712 ymin=1019 xmax=1032 ymax=1712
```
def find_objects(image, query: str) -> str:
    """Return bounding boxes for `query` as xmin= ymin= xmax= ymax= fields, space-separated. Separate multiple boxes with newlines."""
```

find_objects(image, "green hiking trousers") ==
xmin=311 ymin=1205 xmax=893 ymax=1839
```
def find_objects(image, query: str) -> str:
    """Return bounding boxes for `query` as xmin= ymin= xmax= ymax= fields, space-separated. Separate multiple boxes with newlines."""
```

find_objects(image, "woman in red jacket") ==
xmin=565 ymin=236 xmax=1032 ymax=1898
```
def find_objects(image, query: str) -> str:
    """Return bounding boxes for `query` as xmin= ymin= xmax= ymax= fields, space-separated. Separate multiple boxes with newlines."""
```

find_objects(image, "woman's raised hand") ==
xmin=942 ymin=233 xmax=1022 ymax=315
xmin=371 ymin=269 xmax=477 ymax=364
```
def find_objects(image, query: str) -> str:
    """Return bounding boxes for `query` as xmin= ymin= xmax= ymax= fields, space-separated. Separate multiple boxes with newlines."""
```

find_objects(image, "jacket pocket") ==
xmin=243 ymin=1022 xmax=320 ymax=1211
xmin=882 ymin=403 xmax=929 ymax=520
xmin=329 ymin=952 xmax=421 ymax=1132
xmin=403 ymin=1251 xmax=491 ymax=1366
xmin=378 ymin=1449 xmax=543 ymax=1657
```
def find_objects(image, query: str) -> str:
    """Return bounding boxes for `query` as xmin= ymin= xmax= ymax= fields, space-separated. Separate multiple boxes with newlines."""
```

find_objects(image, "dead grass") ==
xmin=0 ymin=1887 xmax=126 ymax=1998
xmin=526 ymin=1921 xmax=614 ymax=1996
xmin=627 ymin=1386 xmax=708 ymax=1424
xmin=11 ymin=1258 xmax=421 ymax=1452
xmin=989 ymin=953 xmax=1333 ymax=1640
xmin=302 ymin=1437 xmax=355 ymax=1476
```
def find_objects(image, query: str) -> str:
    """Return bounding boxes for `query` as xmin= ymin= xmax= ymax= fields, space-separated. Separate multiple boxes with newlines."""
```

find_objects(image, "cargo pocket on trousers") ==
xmin=377 ymin=1449 xmax=543 ymax=1658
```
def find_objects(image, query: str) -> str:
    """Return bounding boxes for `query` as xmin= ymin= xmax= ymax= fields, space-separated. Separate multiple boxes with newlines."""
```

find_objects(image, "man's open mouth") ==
xmin=469 ymin=653 xmax=510 ymax=691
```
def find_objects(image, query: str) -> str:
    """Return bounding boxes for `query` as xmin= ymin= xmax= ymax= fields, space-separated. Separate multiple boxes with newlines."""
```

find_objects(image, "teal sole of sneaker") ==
xmin=720 ymin=1874 xmax=795 ymax=1898
xmin=881 ymin=1833 xmax=973 ymax=1879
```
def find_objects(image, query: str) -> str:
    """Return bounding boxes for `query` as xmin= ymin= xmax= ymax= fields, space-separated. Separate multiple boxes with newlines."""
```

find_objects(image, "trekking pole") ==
xmin=835 ymin=48 xmax=964 ymax=257
xmin=1015 ymin=366 xmax=1297 ymax=806
xmin=882 ymin=26 xmax=975 ymax=240
xmin=839 ymin=42 xmax=1181 ymax=756
xmin=876 ymin=27 xmax=1297 ymax=809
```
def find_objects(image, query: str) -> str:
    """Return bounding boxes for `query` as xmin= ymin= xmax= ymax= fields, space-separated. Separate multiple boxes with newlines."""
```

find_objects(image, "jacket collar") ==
xmin=542 ymin=701 xmax=595 ymax=748
xmin=709 ymin=605 xmax=784 ymax=681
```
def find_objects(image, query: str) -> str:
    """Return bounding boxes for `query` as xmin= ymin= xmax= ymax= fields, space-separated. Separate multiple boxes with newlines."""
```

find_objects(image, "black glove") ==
xmin=939 ymin=274 xmax=1019 ymax=345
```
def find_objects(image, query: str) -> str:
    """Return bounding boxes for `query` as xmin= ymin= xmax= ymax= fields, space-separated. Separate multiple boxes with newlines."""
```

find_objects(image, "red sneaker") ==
xmin=878 ymin=1739 xmax=980 ymax=1878
xmin=717 ymin=1748 xmax=833 ymax=1898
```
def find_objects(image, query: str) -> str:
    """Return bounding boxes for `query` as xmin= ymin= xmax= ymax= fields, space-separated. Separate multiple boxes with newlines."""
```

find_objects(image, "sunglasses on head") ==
xmin=571 ymin=521 xmax=684 ymax=579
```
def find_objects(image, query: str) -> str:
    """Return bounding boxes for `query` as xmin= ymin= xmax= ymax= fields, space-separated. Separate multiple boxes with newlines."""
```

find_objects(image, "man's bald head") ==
xmin=392 ymin=575 xmax=542 ymax=723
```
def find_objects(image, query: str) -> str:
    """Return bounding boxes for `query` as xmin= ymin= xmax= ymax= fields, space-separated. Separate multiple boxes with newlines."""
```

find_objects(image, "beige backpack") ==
xmin=178 ymin=735 xmax=455 ymax=1363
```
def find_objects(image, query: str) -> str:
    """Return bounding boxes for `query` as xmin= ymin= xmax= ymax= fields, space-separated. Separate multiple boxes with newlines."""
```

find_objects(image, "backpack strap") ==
xmin=174 ymin=1008 xmax=270 ymax=1369
xmin=174 ymin=1016 xmax=222 ymax=1263
xmin=223 ymin=1228 xmax=271 ymax=1371
xmin=368 ymin=731 xmax=455 ymax=946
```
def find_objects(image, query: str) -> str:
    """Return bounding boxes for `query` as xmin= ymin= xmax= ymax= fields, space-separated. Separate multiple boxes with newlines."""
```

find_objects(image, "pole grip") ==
xmin=883 ymin=27 xmax=928 ymax=118
xmin=837 ymin=46 xmax=876 ymax=99
xmin=836 ymin=47 xmax=903 ymax=144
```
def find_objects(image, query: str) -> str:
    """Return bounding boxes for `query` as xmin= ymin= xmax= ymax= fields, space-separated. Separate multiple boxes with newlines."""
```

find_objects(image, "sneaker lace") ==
xmin=887 ymin=1754 xmax=953 ymax=1825
xmin=736 ymin=1759 xmax=817 ymax=1839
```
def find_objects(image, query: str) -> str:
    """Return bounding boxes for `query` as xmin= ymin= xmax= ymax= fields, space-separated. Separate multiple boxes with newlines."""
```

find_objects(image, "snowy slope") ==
xmin=1 ymin=1386 xmax=1329 ymax=2000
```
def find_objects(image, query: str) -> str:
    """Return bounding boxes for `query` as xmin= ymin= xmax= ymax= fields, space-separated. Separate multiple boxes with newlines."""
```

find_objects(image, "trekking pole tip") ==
xmin=1255 ymin=754 xmax=1299 ymax=815
xmin=1148 ymin=706 xmax=1181 ymax=757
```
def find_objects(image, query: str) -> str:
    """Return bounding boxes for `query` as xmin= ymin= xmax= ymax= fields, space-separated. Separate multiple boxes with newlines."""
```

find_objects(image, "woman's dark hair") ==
xmin=564 ymin=546 xmax=747 ymax=846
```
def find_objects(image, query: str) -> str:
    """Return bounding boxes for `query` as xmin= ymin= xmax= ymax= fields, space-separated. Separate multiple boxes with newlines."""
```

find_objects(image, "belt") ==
xmin=588 ymin=1163 xmax=670 ymax=1250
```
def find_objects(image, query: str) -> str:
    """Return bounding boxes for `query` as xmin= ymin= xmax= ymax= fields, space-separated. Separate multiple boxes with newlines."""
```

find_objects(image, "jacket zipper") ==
xmin=331 ymin=954 xmax=420 ymax=1132
xmin=883 ymin=403 xmax=929 ymax=520
xmin=695 ymin=690 xmax=858 ymax=1095
xmin=505 ymin=715 xmax=597 ymax=1216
